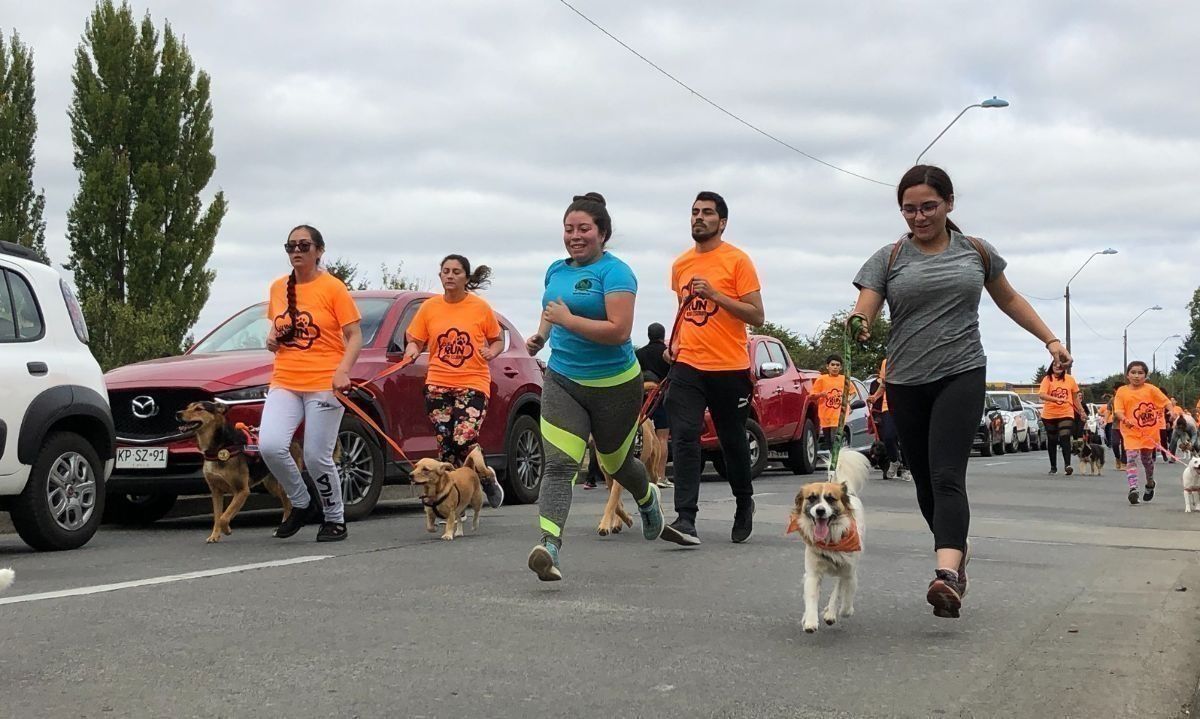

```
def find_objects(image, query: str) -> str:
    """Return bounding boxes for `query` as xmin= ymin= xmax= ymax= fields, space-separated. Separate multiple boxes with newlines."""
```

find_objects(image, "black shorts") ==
xmin=650 ymin=401 xmax=670 ymax=430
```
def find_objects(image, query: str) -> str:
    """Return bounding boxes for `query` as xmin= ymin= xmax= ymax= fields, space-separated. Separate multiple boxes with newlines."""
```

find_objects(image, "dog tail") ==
xmin=0 ymin=568 xmax=14 ymax=593
xmin=835 ymin=450 xmax=871 ymax=497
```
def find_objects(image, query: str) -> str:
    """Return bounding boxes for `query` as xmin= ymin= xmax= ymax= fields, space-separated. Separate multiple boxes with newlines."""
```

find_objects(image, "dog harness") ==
xmin=785 ymin=515 xmax=863 ymax=552
xmin=421 ymin=485 xmax=460 ymax=519
xmin=1185 ymin=487 xmax=1200 ymax=494
xmin=202 ymin=423 xmax=258 ymax=463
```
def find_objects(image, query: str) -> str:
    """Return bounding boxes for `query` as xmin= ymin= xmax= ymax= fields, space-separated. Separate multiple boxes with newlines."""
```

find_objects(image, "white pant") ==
xmin=259 ymin=388 xmax=346 ymax=523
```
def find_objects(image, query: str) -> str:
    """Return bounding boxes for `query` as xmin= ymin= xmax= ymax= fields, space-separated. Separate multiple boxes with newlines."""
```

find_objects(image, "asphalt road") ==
xmin=4 ymin=451 xmax=1200 ymax=719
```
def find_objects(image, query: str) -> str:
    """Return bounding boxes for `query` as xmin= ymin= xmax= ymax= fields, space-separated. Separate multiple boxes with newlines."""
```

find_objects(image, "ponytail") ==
xmin=441 ymin=254 xmax=492 ymax=291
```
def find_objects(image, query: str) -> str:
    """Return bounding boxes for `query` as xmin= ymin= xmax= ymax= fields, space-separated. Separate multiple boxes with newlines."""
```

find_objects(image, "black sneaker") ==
xmin=1128 ymin=488 xmax=1140 ymax=505
xmin=316 ymin=522 xmax=347 ymax=542
xmin=731 ymin=498 xmax=755 ymax=544
xmin=927 ymin=569 xmax=964 ymax=618
xmin=1064 ymin=466 xmax=1073 ymax=476
xmin=1048 ymin=468 xmax=1057 ymax=475
xmin=1143 ymin=481 xmax=1155 ymax=502
xmin=660 ymin=517 xmax=701 ymax=547
xmin=274 ymin=501 xmax=322 ymax=539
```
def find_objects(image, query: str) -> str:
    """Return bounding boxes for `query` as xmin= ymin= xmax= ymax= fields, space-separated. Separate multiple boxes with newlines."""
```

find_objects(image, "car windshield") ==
xmin=190 ymin=298 xmax=393 ymax=354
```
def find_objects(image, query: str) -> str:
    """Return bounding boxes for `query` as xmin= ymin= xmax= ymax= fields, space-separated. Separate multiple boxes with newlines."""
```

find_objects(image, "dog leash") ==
xmin=829 ymin=315 xmax=866 ymax=477
xmin=335 ymin=355 xmax=420 ymax=468
xmin=638 ymin=291 xmax=699 ymax=425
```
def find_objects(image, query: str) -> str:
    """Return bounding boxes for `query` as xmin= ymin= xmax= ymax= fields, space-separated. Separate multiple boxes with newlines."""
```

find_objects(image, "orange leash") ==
xmin=335 ymin=355 xmax=419 ymax=467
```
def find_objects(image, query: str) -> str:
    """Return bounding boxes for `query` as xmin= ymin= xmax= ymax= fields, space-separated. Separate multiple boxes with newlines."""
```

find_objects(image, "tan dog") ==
xmin=176 ymin=402 xmax=297 ymax=543
xmin=411 ymin=457 xmax=485 ymax=541
xmin=597 ymin=418 xmax=665 ymax=536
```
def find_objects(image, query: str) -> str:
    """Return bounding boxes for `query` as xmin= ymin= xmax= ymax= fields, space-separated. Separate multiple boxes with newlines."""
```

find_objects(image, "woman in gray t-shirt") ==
xmin=848 ymin=165 xmax=1071 ymax=620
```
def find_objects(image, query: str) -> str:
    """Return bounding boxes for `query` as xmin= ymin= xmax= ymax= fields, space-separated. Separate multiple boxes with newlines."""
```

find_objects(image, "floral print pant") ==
xmin=424 ymin=385 xmax=488 ymax=465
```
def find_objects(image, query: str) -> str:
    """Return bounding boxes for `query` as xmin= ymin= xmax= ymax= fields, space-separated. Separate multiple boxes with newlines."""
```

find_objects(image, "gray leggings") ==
xmin=538 ymin=368 xmax=652 ymax=548
xmin=260 ymin=388 xmax=346 ymax=523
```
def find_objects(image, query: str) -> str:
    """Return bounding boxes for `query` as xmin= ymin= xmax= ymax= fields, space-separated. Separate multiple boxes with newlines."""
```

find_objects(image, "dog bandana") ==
xmin=786 ymin=515 xmax=863 ymax=552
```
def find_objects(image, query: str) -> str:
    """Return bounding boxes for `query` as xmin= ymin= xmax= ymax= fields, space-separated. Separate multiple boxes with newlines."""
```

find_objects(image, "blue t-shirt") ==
xmin=542 ymin=252 xmax=638 ymax=380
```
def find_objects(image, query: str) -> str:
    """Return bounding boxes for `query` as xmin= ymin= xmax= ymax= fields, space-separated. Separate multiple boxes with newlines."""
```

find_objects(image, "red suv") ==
xmin=103 ymin=291 xmax=544 ymax=524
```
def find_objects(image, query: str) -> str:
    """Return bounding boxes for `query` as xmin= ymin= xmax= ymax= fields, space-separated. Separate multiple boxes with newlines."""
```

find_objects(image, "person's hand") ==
xmin=542 ymin=299 xmax=572 ymax=327
xmin=845 ymin=314 xmax=870 ymax=342
xmin=689 ymin=277 xmax=719 ymax=301
xmin=266 ymin=331 xmax=280 ymax=353
xmin=402 ymin=346 xmax=420 ymax=363
xmin=662 ymin=346 xmax=674 ymax=364
xmin=1055 ymin=397 xmax=1067 ymax=405
xmin=333 ymin=369 xmax=352 ymax=393
xmin=1047 ymin=339 xmax=1071 ymax=366
xmin=479 ymin=345 xmax=496 ymax=361
xmin=526 ymin=333 xmax=546 ymax=355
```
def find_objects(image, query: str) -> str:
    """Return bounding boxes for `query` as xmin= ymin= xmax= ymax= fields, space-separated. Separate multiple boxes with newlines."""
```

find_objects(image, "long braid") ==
xmin=280 ymin=270 xmax=298 ymax=343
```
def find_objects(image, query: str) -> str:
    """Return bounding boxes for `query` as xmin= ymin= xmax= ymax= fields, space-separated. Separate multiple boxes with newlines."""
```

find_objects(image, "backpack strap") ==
xmin=885 ymin=234 xmax=992 ymax=280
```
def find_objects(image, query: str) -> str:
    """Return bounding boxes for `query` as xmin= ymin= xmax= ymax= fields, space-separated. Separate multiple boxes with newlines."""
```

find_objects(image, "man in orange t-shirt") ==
xmin=1113 ymin=360 xmax=1169 ymax=504
xmin=660 ymin=191 xmax=765 ymax=547
xmin=811 ymin=354 xmax=858 ymax=450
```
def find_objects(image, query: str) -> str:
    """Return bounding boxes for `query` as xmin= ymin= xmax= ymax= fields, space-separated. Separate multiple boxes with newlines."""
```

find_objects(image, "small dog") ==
xmin=1182 ymin=457 xmax=1200 ymax=513
xmin=1177 ymin=437 xmax=1194 ymax=462
xmin=410 ymin=457 xmax=486 ymax=541
xmin=597 ymin=418 xmax=664 ymax=537
xmin=1071 ymin=438 xmax=1106 ymax=476
xmin=177 ymin=402 xmax=298 ymax=543
xmin=0 ymin=568 xmax=13 ymax=593
xmin=788 ymin=449 xmax=869 ymax=633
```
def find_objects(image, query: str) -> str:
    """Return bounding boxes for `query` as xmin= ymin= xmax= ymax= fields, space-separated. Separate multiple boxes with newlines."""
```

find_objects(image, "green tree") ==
xmin=325 ymin=257 xmax=369 ymax=290
xmin=754 ymin=311 xmax=891 ymax=377
xmin=1173 ymin=286 xmax=1200 ymax=375
xmin=379 ymin=261 xmax=423 ymax=291
xmin=66 ymin=1 xmax=226 ymax=369
xmin=1032 ymin=365 xmax=1048 ymax=384
xmin=751 ymin=320 xmax=805 ymax=360
xmin=0 ymin=31 xmax=48 ymax=262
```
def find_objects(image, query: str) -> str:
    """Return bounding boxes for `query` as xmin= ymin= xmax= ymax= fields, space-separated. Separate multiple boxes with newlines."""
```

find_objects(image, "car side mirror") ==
xmin=850 ymin=399 xmax=866 ymax=410
xmin=759 ymin=361 xmax=785 ymax=379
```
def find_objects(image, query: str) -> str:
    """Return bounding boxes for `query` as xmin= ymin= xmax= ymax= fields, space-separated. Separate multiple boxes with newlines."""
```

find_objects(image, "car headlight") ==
xmin=214 ymin=385 xmax=270 ymax=404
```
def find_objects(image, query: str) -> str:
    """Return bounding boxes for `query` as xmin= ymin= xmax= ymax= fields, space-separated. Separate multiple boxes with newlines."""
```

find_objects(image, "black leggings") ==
xmin=885 ymin=367 xmax=985 ymax=552
xmin=1044 ymin=417 xmax=1073 ymax=470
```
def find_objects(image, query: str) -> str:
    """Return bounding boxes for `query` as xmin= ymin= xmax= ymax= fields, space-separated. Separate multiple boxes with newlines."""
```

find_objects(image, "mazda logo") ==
xmin=131 ymin=396 xmax=158 ymax=419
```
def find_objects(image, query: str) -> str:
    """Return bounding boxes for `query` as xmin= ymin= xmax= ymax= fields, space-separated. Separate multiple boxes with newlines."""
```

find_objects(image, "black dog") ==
xmin=1072 ymin=439 xmax=1106 ymax=476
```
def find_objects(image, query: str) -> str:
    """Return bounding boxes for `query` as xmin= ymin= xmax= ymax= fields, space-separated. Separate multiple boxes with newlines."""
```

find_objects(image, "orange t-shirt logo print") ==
xmin=436 ymin=328 xmax=475 ymax=368
xmin=824 ymin=388 xmax=843 ymax=410
xmin=1049 ymin=387 xmax=1069 ymax=402
xmin=274 ymin=310 xmax=321 ymax=351
xmin=683 ymin=283 xmax=719 ymax=327
xmin=1133 ymin=402 xmax=1159 ymax=428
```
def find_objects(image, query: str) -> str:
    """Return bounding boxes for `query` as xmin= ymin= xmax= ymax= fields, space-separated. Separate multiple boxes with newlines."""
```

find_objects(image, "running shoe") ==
xmin=527 ymin=542 xmax=562 ymax=581
xmin=638 ymin=484 xmax=665 ymax=540
xmin=316 ymin=521 xmax=347 ymax=542
xmin=273 ymin=501 xmax=323 ymax=539
xmin=885 ymin=462 xmax=898 ymax=480
xmin=483 ymin=468 xmax=504 ymax=509
xmin=958 ymin=541 xmax=972 ymax=598
xmin=582 ymin=479 xmax=597 ymax=490
xmin=1048 ymin=468 xmax=1057 ymax=475
xmin=1128 ymin=487 xmax=1140 ymax=505
xmin=1143 ymin=481 xmax=1155 ymax=502
xmin=927 ymin=568 xmax=964 ymax=618
xmin=1064 ymin=466 xmax=1073 ymax=476
xmin=658 ymin=478 xmax=674 ymax=488
xmin=660 ymin=517 xmax=701 ymax=547
xmin=731 ymin=497 xmax=755 ymax=544
xmin=898 ymin=468 xmax=913 ymax=482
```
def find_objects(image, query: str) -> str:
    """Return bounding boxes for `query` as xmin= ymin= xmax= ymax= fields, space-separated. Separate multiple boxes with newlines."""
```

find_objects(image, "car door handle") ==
xmin=502 ymin=367 xmax=519 ymax=378
xmin=27 ymin=362 xmax=48 ymax=376
xmin=773 ymin=387 xmax=785 ymax=395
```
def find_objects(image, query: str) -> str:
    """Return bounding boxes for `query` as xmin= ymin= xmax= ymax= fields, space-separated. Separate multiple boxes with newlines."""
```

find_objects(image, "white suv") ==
xmin=986 ymin=390 xmax=1029 ymax=454
xmin=0 ymin=241 xmax=114 ymax=550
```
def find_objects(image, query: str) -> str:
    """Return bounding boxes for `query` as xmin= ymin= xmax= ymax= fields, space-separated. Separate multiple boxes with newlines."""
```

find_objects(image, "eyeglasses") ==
xmin=284 ymin=241 xmax=314 ymax=254
xmin=899 ymin=201 xmax=943 ymax=218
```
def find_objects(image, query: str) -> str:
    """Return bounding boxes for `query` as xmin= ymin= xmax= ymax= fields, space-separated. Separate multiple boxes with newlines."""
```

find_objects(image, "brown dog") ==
xmin=410 ymin=457 xmax=486 ymax=541
xmin=597 ymin=418 xmax=664 ymax=536
xmin=176 ymin=402 xmax=298 ymax=543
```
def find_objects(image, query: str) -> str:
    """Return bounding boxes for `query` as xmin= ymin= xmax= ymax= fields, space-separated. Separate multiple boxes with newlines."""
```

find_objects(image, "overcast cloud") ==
xmin=6 ymin=0 xmax=1199 ymax=383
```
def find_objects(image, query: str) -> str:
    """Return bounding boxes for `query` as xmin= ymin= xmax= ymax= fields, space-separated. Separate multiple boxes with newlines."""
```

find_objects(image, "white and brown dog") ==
xmin=1182 ymin=457 xmax=1200 ymax=513
xmin=788 ymin=450 xmax=869 ymax=633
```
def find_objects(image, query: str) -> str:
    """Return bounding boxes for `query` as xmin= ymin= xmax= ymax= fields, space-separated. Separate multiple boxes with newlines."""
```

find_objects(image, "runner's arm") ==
xmin=545 ymin=291 xmax=634 ymax=346
xmin=402 ymin=334 xmax=425 ymax=361
xmin=711 ymin=289 xmax=765 ymax=326
xmin=526 ymin=318 xmax=552 ymax=355
xmin=334 ymin=321 xmax=364 ymax=392
xmin=848 ymin=288 xmax=885 ymax=341
xmin=480 ymin=335 xmax=504 ymax=361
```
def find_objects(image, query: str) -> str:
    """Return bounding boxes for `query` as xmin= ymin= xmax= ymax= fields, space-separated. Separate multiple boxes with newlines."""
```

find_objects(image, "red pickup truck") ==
xmin=699 ymin=334 xmax=873 ymax=478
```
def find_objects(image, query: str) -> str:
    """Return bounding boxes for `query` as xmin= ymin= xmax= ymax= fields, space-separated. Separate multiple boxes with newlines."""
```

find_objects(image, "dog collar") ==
xmin=203 ymin=447 xmax=244 ymax=462
xmin=421 ymin=486 xmax=459 ymax=519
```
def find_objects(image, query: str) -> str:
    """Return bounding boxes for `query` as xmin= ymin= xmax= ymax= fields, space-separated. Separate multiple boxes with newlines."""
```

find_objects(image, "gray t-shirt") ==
xmin=853 ymin=231 xmax=1006 ymax=386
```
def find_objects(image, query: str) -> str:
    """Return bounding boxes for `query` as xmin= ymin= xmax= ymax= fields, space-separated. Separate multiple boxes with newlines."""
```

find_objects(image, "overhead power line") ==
xmin=556 ymin=0 xmax=892 ymax=187
xmin=1069 ymin=301 xmax=1118 ymax=341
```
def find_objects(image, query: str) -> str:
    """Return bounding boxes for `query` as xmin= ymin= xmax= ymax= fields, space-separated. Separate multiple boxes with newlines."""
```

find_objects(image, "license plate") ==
xmin=115 ymin=447 xmax=168 ymax=469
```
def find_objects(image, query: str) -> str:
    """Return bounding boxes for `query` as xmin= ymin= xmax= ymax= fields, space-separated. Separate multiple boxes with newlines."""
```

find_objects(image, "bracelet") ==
xmin=1044 ymin=338 xmax=1061 ymax=348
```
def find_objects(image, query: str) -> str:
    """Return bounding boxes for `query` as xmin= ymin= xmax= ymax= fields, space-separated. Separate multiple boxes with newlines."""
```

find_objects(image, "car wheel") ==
xmin=337 ymin=415 xmax=385 ymax=522
xmin=10 ymin=432 xmax=106 ymax=551
xmin=504 ymin=414 xmax=543 ymax=504
xmin=1008 ymin=434 xmax=1020 ymax=454
xmin=786 ymin=417 xmax=819 ymax=475
xmin=712 ymin=420 xmax=768 ymax=478
xmin=103 ymin=492 xmax=178 ymax=525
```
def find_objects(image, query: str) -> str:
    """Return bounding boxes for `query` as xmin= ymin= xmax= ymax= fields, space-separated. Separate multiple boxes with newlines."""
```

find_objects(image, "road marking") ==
xmin=0 ymin=555 xmax=331 ymax=606
xmin=984 ymin=462 xmax=1011 ymax=466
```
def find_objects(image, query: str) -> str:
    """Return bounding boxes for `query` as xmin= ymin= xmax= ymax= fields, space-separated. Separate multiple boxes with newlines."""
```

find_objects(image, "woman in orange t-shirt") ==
xmin=404 ymin=255 xmax=505 ymax=508
xmin=1038 ymin=361 xmax=1084 ymax=475
xmin=261 ymin=225 xmax=363 ymax=542
xmin=1113 ymin=360 xmax=1169 ymax=504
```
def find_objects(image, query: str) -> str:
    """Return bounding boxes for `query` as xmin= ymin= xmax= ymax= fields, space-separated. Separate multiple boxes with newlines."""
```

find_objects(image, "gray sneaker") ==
xmin=527 ymin=542 xmax=562 ymax=582
xmin=638 ymin=484 xmax=665 ymax=540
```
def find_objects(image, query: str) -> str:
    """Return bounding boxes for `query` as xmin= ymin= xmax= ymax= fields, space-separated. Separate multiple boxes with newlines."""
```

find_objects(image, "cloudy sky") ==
xmin=7 ymin=1 xmax=1199 ymax=383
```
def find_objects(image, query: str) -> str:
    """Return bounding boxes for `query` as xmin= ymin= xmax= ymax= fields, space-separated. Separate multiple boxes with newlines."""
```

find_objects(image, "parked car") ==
xmin=701 ymin=334 xmax=874 ymax=479
xmin=1022 ymin=407 xmax=1047 ymax=451
xmin=986 ymin=390 xmax=1027 ymax=453
xmin=974 ymin=399 xmax=1006 ymax=457
xmin=103 ymin=291 xmax=543 ymax=524
xmin=0 ymin=241 xmax=114 ymax=551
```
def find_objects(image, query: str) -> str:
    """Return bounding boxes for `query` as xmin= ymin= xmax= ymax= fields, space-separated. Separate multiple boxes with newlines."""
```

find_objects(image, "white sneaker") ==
xmin=885 ymin=462 xmax=898 ymax=480
xmin=898 ymin=468 xmax=913 ymax=482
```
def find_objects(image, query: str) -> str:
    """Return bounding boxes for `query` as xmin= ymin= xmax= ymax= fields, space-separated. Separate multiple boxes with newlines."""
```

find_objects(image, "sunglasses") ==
xmin=284 ymin=241 xmax=314 ymax=254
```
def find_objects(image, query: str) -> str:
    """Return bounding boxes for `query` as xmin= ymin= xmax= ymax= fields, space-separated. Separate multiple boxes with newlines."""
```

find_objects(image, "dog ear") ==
xmin=215 ymin=403 xmax=228 ymax=415
xmin=441 ymin=462 xmax=456 ymax=474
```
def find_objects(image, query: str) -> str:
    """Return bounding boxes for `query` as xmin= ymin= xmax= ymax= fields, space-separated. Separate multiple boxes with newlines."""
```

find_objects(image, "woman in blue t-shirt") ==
xmin=523 ymin=192 xmax=665 ymax=581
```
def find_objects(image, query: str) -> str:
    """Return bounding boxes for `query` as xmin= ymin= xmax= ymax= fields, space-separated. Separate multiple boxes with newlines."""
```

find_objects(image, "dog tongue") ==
xmin=814 ymin=517 xmax=830 ymax=542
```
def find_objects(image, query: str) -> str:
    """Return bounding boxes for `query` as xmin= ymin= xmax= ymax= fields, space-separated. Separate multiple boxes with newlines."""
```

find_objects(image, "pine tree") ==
xmin=1173 ymin=287 xmax=1200 ymax=375
xmin=0 ymin=31 xmax=48 ymax=262
xmin=66 ymin=1 xmax=226 ymax=369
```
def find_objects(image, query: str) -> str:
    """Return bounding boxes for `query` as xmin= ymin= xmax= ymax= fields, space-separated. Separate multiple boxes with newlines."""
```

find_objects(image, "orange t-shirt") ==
xmin=268 ymin=272 xmax=361 ymax=392
xmin=1114 ymin=383 xmax=1169 ymax=450
xmin=1096 ymin=405 xmax=1110 ymax=424
xmin=812 ymin=373 xmax=857 ymax=429
xmin=407 ymin=294 xmax=502 ymax=396
xmin=1038 ymin=375 xmax=1079 ymax=420
xmin=878 ymin=359 xmax=889 ymax=412
xmin=671 ymin=242 xmax=761 ymax=371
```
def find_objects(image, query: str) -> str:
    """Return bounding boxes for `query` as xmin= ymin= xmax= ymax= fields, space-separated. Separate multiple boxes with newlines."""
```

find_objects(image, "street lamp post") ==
xmin=1064 ymin=248 xmax=1118 ymax=352
xmin=1152 ymin=334 xmax=1182 ymax=374
xmin=915 ymin=96 xmax=1010 ymax=165
xmin=1123 ymin=305 xmax=1164 ymax=372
